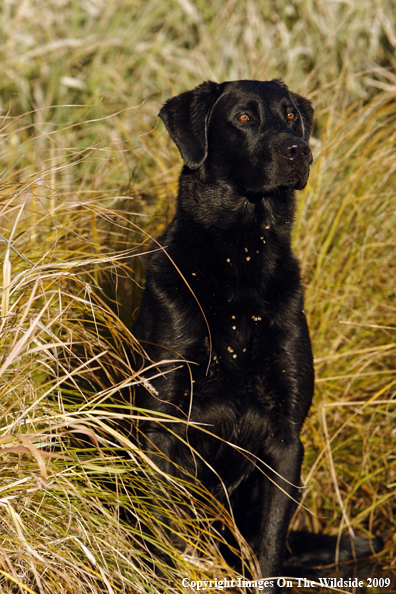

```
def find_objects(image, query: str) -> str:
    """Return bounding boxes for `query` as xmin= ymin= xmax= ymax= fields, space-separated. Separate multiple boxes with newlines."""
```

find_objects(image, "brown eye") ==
xmin=238 ymin=113 xmax=250 ymax=122
xmin=287 ymin=112 xmax=296 ymax=121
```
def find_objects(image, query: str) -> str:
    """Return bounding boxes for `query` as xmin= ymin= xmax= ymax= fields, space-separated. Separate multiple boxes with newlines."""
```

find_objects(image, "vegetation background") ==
xmin=0 ymin=0 xmax=395 ymax=592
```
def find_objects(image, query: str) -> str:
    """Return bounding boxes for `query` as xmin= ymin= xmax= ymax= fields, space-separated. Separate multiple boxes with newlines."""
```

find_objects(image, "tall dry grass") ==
xmin=1 ymin=1 xmax=396 ymax=592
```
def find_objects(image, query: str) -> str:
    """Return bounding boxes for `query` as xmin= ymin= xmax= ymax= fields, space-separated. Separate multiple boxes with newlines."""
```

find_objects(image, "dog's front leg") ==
xmin=257 ymin=436 xmax=304 ymax=593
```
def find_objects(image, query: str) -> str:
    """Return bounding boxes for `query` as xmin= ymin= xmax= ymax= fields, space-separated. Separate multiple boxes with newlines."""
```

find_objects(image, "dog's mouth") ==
xmin=293 ymin=177 xmax=310 ymax=191
xmin=279 ymin=162 xmax=311 ymax=191
xmin=241 ymin=158 xmax=311 ymax=201
xmin=245 ymin=176 xmax=309 ymax=200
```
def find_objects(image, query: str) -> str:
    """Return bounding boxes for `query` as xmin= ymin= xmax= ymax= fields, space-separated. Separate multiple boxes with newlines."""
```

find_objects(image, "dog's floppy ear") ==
xmin=289 ymin=92 xmax=314 ymax=142
xmin=159 ymin=81 xmax=222 ymax=169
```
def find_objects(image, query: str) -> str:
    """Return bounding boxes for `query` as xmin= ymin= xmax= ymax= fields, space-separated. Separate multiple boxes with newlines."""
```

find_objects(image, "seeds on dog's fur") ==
xmin=231 ymin=315 xmax=236 ymax=319
xmin=244 ymin=247 xmax=248 ymax=252
xmin=246 ymin=256 xmax=251 ymax=261
xmin=232 ymin=354 xmax=237 ymax=358
xmin=232 ymin=326 xmax=236 ymax=330
xmin=192 ymin=272 xmax=197 ymax=276
xmin=226 ymin=258 xmax=231 ymax=262
xmin=227 ymin=346 xmax=234 ymax=352
xmin=265 ymin=225 xmax=270 ymax=229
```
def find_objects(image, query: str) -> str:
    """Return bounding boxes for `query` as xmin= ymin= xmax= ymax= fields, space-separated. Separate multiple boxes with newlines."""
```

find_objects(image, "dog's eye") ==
xmin=287 ymin=112 xmax=296 ymax=121
xmin=238 ymin=113 xmax=250 ymax=122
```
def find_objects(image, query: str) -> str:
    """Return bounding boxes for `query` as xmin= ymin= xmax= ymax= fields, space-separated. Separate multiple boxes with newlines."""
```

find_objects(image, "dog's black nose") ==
xmin=281 ymin=138 xmax=312 ymax=164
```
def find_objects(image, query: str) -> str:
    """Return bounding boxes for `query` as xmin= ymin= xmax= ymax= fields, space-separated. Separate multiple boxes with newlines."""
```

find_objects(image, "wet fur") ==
xmin=131 ymin=80 xmax=382 ymax=591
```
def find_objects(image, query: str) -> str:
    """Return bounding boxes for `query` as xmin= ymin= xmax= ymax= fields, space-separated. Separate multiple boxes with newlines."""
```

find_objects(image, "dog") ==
xmin=130 ymin=80 xmax=382 ymax=591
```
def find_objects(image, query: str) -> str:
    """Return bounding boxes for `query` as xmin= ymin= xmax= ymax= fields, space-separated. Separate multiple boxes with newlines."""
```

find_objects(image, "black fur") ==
xmin=131 ymin=80 xmax=381 ymax=591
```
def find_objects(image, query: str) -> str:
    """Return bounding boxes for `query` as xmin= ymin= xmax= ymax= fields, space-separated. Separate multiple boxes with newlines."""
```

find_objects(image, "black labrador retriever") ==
xmin=131 ymin=80 xmax=381 ymax=590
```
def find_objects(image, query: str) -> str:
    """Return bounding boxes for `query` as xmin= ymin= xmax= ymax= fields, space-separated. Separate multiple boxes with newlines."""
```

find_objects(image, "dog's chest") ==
xmin=199 ymin=277 xmax=280 ymax=370
xmin=185 ymin=383 xmax=281 ymax=494
xmin=192 ymin=318 xmax=290 ymax=441
xmin=184 ymin=237 xmax=296 ymax=391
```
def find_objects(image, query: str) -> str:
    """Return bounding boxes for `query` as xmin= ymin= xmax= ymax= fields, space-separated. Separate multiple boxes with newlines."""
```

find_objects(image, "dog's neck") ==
xmin=176 ymin=170 xmax=296 ymax=244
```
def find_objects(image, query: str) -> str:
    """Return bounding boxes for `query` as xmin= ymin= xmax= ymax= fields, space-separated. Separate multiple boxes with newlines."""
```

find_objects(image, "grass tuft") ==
xmin=1 ymin=1 xmax=396 ymax=592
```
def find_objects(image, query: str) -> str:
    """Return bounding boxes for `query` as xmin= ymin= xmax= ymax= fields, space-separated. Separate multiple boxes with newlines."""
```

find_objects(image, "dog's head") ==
xmin=159 ymin=79 xmax=314 ymax=199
